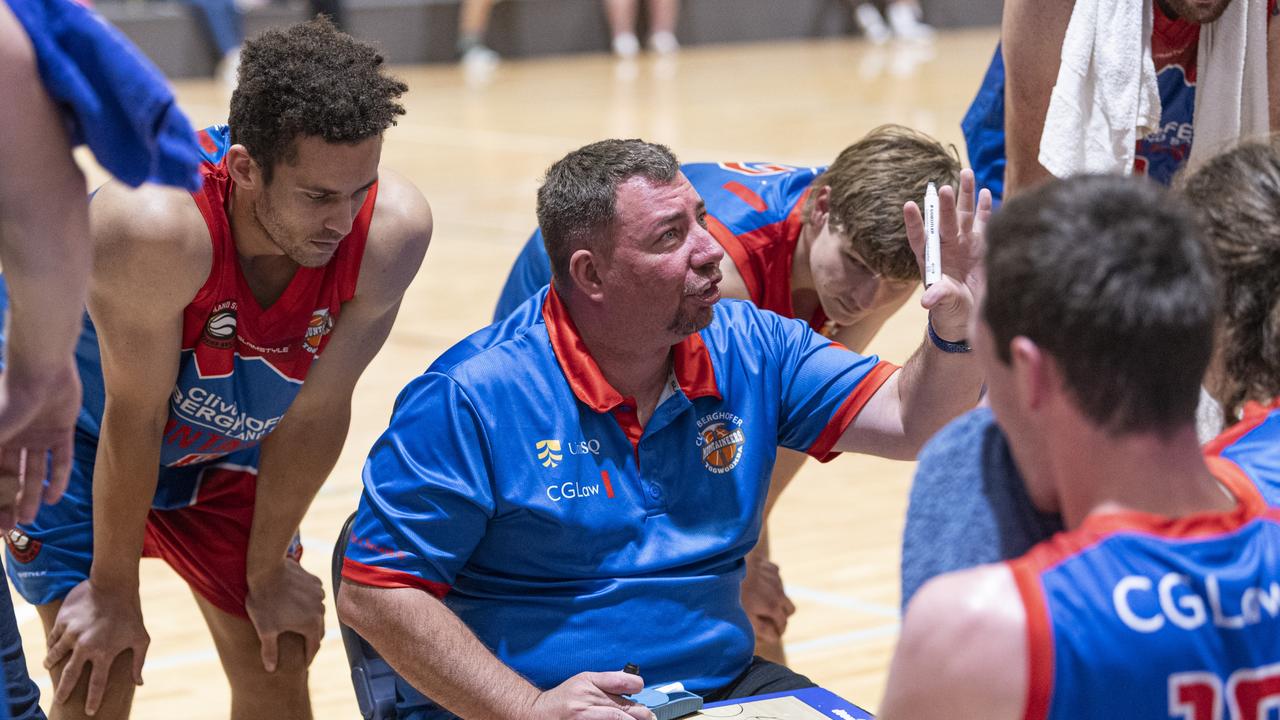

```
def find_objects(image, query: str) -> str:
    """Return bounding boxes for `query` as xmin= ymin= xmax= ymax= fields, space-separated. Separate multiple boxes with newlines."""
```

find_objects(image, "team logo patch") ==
xmin=536 ymin=440 xmax=562 ymax=468
xmin=202 ymin=302 xmax=238 ymax=350
xmin=696 ymin=411 xmax=745 ymax=474
xmin=5 ymin=529 xmax=42 ymax=564
xmin=303 ymin=308 xmax=334 ymax=354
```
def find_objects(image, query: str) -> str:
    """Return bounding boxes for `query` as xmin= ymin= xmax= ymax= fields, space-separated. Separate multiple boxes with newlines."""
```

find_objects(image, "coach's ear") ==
xmin=567 ymin=248 xmax=606 ymax=302
xmin=1009 ymin=336 xmax=1051 ymax=414
xmin=225 ymin=144 xmax=263 ymax=191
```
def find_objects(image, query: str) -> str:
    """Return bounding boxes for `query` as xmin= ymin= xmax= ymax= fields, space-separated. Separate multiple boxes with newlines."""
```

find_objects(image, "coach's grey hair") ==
xmin=536 ymin=139 xmax=681 ymax=288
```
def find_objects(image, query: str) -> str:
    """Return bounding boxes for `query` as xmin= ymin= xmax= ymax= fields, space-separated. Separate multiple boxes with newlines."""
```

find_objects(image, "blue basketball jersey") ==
xmin=1010 ymin=454 xmax=1280 ymax=720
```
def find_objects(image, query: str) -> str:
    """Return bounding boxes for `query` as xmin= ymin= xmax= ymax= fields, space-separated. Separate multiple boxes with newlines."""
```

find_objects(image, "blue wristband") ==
xmin=928 ymin=319 xmax=971 ymax=353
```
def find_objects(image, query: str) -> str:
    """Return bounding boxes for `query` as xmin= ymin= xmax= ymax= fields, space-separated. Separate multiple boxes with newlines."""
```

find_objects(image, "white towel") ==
xmin=1187 ymin=0 xmax=1271 ymax=169
xmin=1038 ymin=0 xmax=1163 ymax=178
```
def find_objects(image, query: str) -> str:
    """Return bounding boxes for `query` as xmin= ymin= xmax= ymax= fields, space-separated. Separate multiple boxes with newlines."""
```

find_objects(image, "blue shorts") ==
xmin=3 ymin=434 xmax=297 ymax=619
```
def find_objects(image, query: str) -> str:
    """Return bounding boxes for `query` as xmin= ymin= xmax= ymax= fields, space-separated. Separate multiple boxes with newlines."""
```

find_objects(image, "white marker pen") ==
xmin=924 ymin=182 xmax=941 ymax=288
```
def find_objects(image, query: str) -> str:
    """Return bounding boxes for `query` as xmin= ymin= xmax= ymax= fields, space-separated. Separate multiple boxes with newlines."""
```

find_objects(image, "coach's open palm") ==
xmin=529 ymin=671 xmax=657 ymax=720
xmin=903 ymin=168 xmax=992 ymax=341
xmin=44 ymin=578 xmax=150 ymax=716
xmin=245 ymin=558 xmax=325 ymax=672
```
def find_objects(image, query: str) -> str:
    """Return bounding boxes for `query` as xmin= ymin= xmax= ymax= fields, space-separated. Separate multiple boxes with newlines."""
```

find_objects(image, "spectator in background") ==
xmin=457 ymin=0 xmax=498 ymax=66
xmin=180 ymin=0 xmax=244 ymax=85
xmin=604 ymin=0 xmax=679 ymax=58
xmin=852 ymin=0 xmax=933 ymax=43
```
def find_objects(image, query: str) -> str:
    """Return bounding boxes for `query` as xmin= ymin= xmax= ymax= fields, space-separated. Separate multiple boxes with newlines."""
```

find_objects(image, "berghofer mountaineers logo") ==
xmin=536 ymin=440 xmax=562 ymax=468
xmin=696 ymin=411 xmax=745 ymax=474
xmin=303 ymin=308 xmax=334 ymax=354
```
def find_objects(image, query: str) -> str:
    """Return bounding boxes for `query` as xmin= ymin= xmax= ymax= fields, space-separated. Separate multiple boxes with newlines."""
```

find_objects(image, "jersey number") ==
xmin=1170 ymin=664 xmax=1280 ymax=720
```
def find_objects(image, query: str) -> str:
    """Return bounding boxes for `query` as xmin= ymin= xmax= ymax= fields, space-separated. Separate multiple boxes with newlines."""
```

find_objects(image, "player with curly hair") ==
xmin=0 ymin=17 xmax=433 ymax=719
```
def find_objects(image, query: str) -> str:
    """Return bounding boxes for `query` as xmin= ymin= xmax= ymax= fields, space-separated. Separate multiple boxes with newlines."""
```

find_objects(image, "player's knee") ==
xmin=225 ymin=633 xmax=309 ymax=693
xmin=49 ymin=650 xmax=138 ymax=719
xmin=270 ymin=632 xmax=311 ymax=680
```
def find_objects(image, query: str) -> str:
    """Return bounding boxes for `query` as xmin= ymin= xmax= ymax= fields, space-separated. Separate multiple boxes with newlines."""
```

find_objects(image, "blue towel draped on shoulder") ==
xmin=4 ymin=0 xmax=201 ymax=190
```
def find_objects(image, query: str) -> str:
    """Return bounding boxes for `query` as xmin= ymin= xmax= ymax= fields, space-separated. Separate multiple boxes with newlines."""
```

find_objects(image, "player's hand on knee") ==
xmin=903 ymin=167 xmax=993 ymax=341
xmin=0 ymin=362 xmax=80 ymax=529
xmin=741 ymin=554 xmax=796 ymax=637
xmin=528 ymin=671 xmax=656 ymax=720
xmin=244 ymin=558 xmax=325 ymax=672
xmin=44 ymin=579 xmax=150 ymax=715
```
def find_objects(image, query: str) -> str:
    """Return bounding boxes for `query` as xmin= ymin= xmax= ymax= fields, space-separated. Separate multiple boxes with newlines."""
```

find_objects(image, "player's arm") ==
xmin=1001 ymin=0 xmax=1074 ymax=199
xmin=86 ymin=183 xmax=210 ymax=588
xmin=42 ymin=180 xmax=210 ymax=710
xmin=0 ymin=3 xmax=90 ymax=524
xmin=834 ymin=172 xmax=988 ymax=460
xmin=339 ymin=582 xmax=651 ymax=720
xmin=242 ymin=171 xmax=431 ymax=668
xmin=878 ymin=565 xmax=1027 ymax=720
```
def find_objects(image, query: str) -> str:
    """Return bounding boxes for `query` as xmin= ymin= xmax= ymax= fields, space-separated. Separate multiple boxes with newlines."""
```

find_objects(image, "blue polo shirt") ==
xmin=343 ymin=288 xmax=896 ymax=716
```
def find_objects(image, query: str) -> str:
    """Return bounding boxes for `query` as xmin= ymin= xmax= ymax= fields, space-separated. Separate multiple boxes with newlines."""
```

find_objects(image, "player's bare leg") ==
xmin=603 ymin=0 xmax=640 ymax=56
xmin=37 ymin=601 xmax=138 ymax=720
xmin=646 ymin=0 xmax=680 ymax=53
xmin=193 ymin=593 xmax=313 ymax=720
xmin=743 ymin=447 xmax=806 ymax=664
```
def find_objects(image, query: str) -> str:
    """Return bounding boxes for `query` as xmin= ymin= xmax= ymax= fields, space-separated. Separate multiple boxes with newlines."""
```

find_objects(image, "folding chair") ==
xmin=332 ymin=512 xmax=401 ymax=720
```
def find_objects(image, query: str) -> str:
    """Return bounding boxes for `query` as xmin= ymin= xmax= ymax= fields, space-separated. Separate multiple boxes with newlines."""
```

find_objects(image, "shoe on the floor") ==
xmin=887 ymin=2 xmax=935 ymax=41
xmin=461 ymin=43 xmax=500 ymax=68
xmin=612 ymin=32 xmax=640 ymax=58
xmin=854 ymin=3 xmax=891 ymax=44
xmin=649 ymin=30 xmax=679 ymax=55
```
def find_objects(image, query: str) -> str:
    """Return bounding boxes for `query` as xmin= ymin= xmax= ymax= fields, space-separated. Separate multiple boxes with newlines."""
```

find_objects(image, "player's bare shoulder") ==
xmin=358 ymin=168 xmax=433 ymax=305
xmin=89 ymin=179 xmax=212 ymax=306
xmin=880 ymin=564 xmax=1027 ymax=720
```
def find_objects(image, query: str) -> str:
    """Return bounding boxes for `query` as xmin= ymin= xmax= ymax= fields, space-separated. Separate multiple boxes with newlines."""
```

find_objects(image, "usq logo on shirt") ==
xmin=535 ymin=440 xmax=562 ymax=467
xmin=695 ymin=411 xmax=745 ymax=474
xmin=535 ymin=438 xmax=602 ymax=468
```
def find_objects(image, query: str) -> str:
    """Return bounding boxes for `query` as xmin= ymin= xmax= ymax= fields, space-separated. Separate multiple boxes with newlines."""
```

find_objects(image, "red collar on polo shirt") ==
xmin=541 ymin=285 xmax=721 ymax=413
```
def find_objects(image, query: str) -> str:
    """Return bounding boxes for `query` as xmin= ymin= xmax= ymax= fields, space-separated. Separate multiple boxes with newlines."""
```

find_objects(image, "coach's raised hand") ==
xmin=903 ymin=168 xmax=991 ymax=341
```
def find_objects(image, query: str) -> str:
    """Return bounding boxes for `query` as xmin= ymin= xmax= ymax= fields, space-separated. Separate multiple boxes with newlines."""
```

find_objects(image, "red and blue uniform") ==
xmin=1009 ymin=436 xmax=1280 ymax=719
xmin=2 ymin=125 xmax=376 ymax=618
xmin=962 ymin=2 xmax=1279 ymax=201
xmin=344 ymin=288 xmax=896 ymax=718
xmin=493 ymin=162 xmax=830 ymax=332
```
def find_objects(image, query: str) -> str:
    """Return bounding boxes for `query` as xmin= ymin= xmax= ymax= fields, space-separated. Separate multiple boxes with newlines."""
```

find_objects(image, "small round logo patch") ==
xmin=202 ymin=304 xmax=238 ymax=350
xmin=5 ymin=529 xmax=42 ymax=564
xmin=697 ymin=417 xmax=745 ymax=474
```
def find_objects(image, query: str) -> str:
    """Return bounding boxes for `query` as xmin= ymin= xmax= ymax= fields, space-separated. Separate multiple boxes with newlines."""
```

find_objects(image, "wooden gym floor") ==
xmin=12 ymin=28 xmax=1001 ymax=717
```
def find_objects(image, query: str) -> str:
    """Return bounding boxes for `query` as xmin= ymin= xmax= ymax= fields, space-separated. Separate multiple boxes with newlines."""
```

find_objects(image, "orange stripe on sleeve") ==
xmin=341 ymin=558 xmax=451 ymax=600
xmin=806 ymin=360 xmax=899 ymax=462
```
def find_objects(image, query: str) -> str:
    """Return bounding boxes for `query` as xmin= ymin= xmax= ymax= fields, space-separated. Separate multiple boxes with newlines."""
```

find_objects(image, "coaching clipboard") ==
xmin=698 ymin=687 xmax=875 ymax=719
